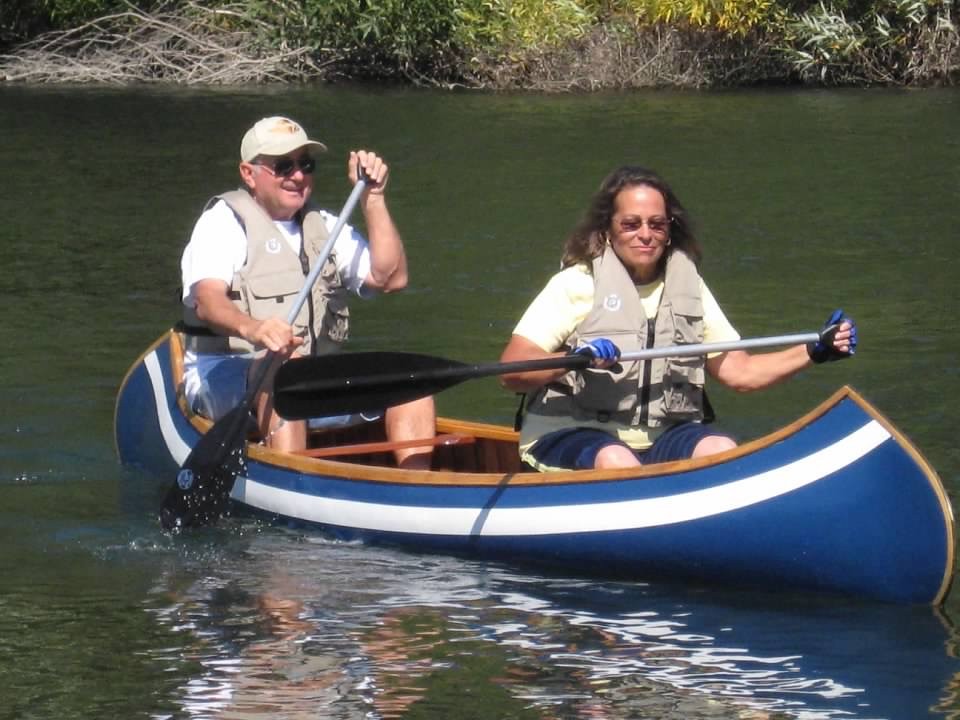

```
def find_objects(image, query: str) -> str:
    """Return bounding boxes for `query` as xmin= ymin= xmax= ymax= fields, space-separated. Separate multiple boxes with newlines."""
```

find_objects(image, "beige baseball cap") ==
xmin=240 ymin=116 xmax=327 ymax=162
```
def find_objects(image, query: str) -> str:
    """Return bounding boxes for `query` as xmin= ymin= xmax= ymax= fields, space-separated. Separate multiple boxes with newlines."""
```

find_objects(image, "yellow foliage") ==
xmin=508 ymin=0 xmax=596 ymax=46
xmin=617 ymin=0 xmax=780 ymax=34
xmin=457 ymin=0 xmax=598 ymax=49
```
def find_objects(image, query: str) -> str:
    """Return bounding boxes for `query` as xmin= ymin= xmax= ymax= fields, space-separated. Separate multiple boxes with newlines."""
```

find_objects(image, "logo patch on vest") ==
xmin=603 ymin=293 xmax=622 ymax=312
xmin=266 ymin=237 xmax=283 ymax=254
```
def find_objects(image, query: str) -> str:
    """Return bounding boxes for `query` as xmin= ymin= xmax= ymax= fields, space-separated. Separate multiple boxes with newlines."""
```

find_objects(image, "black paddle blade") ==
xmin=159 ymin=403 xmax=254 ymax=531
xmin=274 ymin=351 xmax=470 ymax=419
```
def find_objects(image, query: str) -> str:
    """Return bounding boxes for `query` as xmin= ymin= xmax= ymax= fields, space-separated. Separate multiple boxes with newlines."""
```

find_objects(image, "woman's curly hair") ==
xmin=561 ymin=165 xmax=702 ymax=273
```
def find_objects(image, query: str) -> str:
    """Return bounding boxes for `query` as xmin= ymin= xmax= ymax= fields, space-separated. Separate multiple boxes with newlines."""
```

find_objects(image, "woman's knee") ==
xmin=691 ymin=434 xmax=737 ymax=458
xmin=594 ymin=443 xmax=642 ymax=469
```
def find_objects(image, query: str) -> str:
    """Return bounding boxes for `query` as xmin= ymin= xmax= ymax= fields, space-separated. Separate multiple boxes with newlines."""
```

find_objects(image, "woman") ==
xmin=500 ymin=165 xmax=857 ymax=471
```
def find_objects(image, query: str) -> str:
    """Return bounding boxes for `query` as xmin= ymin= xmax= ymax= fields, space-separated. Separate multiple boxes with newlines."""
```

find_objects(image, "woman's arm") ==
xmin=706 ymin=345 xmax=811 ymax=392
xmin=706 ymin=320 xmax=855 ymax=392
xmin=499 ymin=335 xmax=574 ymax=392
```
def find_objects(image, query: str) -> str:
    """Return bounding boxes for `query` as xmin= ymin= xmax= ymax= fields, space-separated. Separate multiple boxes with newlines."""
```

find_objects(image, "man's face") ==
xmin=240 ymin=149 xmax=316 ymax=221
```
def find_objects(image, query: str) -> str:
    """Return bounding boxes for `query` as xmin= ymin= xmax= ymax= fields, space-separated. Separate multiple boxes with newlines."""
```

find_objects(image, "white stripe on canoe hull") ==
xmin=145 ymin=348 xmax=891 ymax=537
xmin=235 ymin=422 xmax=889 ymax=537
xmin=145 ymin=350 xmax=191 ymax=464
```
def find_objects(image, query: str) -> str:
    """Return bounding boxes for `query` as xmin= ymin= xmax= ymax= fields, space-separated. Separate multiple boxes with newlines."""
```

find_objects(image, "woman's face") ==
xmin=608 ymin=184 xmax=670 ymax=284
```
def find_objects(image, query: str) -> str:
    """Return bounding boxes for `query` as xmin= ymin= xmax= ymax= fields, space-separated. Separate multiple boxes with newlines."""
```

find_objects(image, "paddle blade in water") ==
xmin=159 ymin=402 xmax=253 ymax=530
xmin=274 ymin=351 xmax=471 ymax=419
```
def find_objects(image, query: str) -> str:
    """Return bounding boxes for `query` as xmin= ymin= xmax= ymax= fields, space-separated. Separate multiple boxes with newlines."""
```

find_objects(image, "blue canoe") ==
xmin=115 ymin=331 xmax=955 ymax=605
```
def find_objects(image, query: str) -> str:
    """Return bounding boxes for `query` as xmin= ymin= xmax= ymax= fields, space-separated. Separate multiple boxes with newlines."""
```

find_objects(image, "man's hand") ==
xmin=349 ymin=150 xmax=388 ymax=195
xmin=243 ymin=316 xmax=304 ymax=355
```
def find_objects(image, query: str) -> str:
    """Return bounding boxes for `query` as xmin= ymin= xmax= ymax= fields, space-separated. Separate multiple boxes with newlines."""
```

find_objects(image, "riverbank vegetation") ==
xmin=1 ymin=0 xmax=957 ymax=88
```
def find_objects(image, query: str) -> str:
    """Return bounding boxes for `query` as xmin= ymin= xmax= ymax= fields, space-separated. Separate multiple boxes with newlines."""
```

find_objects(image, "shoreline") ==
xmin=2 ymin=4 xmax=957 ymax=91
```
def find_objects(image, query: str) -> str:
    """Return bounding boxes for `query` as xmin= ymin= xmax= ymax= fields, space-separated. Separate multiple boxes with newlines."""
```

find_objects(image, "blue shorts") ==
xmin=525 ymin=422 xmax=736 ymax=471
xmin=192 ymin=354 xmax=381 ymax=428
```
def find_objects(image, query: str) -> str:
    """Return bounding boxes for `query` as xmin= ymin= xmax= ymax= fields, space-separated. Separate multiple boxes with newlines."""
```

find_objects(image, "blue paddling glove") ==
xmin=571 ymin=338 xmax=621 ymax=363
xmin=807 ymin=309 xmax=857 ymax=364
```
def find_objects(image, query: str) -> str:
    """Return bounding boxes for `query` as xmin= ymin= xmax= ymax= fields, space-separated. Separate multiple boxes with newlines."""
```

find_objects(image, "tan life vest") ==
xmin=524 ymin=246 xmax=705 ymax=428
xmin=182 ymin=190 xmax=350 ymax=356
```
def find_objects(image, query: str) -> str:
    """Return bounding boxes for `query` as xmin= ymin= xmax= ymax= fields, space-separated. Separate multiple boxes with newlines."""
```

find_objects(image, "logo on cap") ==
xmin=267 ymin=118 xmax=301 ymax=136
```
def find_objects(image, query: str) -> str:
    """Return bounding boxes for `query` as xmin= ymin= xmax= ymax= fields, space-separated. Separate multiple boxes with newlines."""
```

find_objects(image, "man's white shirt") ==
xmin=181 ymin=198 xmax=371 ymax=306
xmin=179 ymin=199 xmax=373 ymax=408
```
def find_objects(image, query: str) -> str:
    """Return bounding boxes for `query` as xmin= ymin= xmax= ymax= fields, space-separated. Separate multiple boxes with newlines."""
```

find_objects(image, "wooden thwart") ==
xmin=294 ymin=433 xmax=475 ymax=459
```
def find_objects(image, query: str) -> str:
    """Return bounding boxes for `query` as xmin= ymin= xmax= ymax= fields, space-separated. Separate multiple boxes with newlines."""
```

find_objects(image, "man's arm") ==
xmin=350 ymin=150 xmax=408 ymax=292
xmin=192 ymin=279 xmax=303 ymax=354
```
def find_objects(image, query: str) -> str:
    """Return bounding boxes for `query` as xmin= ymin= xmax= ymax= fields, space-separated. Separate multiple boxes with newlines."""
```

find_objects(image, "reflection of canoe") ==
xmin=148 ymin=549 xmax=960 ymax=720
xmin=490 ymin=572 xmax=960 ymax=719
xmin=115 ymin=331 xmax=955 ymax=605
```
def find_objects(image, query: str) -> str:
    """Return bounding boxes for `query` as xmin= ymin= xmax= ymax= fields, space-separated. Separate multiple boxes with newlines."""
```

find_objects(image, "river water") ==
xmin=1 ymin=83 xmax=959 ymax=719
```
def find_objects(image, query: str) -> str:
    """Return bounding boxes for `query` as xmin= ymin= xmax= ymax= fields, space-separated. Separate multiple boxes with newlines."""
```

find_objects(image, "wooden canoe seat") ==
xmin=293 ymin=433 xmax=475 ymax=459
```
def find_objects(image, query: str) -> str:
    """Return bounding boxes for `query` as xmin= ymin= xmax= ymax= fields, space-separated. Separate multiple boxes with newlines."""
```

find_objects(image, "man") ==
xmin=180 ymin=115 xmax=435 ymax=467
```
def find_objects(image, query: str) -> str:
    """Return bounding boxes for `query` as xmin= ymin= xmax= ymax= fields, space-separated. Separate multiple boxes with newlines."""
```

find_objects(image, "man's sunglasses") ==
xmin=256 ymin=154 xmax=316 ymax=177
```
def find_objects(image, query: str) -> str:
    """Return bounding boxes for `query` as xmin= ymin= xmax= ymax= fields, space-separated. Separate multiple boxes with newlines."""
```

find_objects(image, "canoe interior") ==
xmin=168 ymin=331 xmax=526 ymax=474
xmin=299 ymin=416 xmax=527 ymax=474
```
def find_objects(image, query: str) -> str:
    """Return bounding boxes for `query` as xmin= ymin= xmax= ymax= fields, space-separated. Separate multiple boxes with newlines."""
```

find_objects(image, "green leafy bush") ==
xmin=1 ymin=0 xmax=956 ymax=85
xmin=782 ymin=0 xmax=957 ymax=82
xmin=1 ymin=0 xmax=157 ymax=48
xmin=247 ymin=0 xmax=465 ymax=79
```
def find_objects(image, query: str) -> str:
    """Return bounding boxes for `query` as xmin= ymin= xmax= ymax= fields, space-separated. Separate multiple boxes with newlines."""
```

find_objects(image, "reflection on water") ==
xmin=139 ymin=529 xmax=960 ymax=719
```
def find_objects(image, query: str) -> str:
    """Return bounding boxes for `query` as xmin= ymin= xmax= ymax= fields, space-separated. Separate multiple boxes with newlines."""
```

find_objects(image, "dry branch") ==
xmin=0 ymin=2 xmax=340 ymax=84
